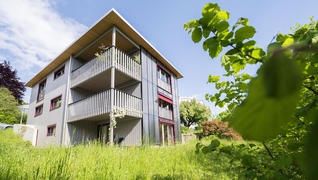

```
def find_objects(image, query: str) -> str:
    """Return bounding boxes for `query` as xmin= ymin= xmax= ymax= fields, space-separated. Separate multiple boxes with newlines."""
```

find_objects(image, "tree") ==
xmin=0 ymin=87 xmax=20 ymax=124
xmin=180 ymin=99 xmax=211 ymax=128
xmin=0 ymin=60 xmax=26 ymax=103
xmin=184 ymin=3 xmax=318 ymax=179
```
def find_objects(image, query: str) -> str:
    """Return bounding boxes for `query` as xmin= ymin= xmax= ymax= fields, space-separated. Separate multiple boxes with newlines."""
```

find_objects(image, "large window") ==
xmin=54 ymin=66 xmax=65 ymax=80
xmin=47 ymin=124 xmax=56 ymax=136
xmin=35 ymin=104 xmax=43 ymax=117
xmin=158 ymin=99 xmax=173 ymax=120
xmin=157 ymin=67 xmax=171 ymax=92
xmin=50 ymin=95 xmax=62 ymax=110
xmin=37 ymin=79 xmax=46 ymax=102
xmin=157 ymin=68 xmax=170 ymax=84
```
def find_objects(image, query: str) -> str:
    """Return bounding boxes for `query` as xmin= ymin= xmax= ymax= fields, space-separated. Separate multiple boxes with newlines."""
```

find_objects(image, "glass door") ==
xmin=159 ymin=123 xmax=174 ymax=146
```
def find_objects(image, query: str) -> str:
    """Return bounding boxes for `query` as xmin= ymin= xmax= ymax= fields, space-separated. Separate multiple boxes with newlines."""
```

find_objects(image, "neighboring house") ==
xmin=25 ymin=9 xmax=183 ymax=147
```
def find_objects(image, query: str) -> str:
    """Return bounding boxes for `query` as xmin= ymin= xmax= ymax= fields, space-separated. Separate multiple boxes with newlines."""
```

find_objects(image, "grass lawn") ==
xmin=0 ymin=129 xmax=242 ymax=180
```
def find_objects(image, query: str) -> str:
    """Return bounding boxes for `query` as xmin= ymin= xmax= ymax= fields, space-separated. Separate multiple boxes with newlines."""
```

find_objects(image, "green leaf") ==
xmin=267 ymin=42 xmax=282 ymax=55
xmin=277 ymin=34 xmax=294 ymax=47
xmin=262 ymin=51 xmax=302 ymax=98
xmin=208 ymin=75 xmax=220 ymax=83
xmin=184 ymin=20 xmax=200 ymax=31
xmin=274 ymin=156 xmax=293 ymax=170
xmin=251 ymin=47 xmax=265 ymax=59
xmin=202 ymin=29 xmax=210 ymax=38
xmin=206 ymin=38 xmax=222 ymax=58
xmin=234 ymin=26 xmax=256 ymax=42
xmin=215 ymin=21 xmax=229 ymax=33
xmin=232 ymin=75 xmax=301 ymax=141
xmin=241 ymin=154 xmax=255 ymax=168
xmin=192 ymin=27 xmax=202 ymax=43
xmin=211 ymin=139 xmax=221 ymax=148
xmin=306 ymin=113 xmax=318 ymax=180
xmin=232 ymin=17 xmax=249 ymax=31
xmin=216 ymin=10 xmax=230 ymax=20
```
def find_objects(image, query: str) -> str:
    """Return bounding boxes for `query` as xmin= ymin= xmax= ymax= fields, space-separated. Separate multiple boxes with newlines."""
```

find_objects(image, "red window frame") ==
xmin=34 ymin=104 xmax=43 ymax=117
xmin=50 ymin=95 xmax=62 ymax=111
xmin=47 ymin=124 xmax=56 ymax=136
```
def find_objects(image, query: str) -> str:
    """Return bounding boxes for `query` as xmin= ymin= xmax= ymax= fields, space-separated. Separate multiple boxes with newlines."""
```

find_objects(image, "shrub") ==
xmin=201 ymin=120 xmax=242 ymax=140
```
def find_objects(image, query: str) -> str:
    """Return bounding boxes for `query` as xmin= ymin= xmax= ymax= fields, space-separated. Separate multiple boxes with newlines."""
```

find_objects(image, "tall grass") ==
xmin=0 ymin=129 xmax=239 ymax=180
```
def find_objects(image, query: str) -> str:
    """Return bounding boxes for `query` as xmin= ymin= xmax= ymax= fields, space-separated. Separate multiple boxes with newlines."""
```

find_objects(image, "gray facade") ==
xmin=26 ymin=9 xmax=182 ymax=147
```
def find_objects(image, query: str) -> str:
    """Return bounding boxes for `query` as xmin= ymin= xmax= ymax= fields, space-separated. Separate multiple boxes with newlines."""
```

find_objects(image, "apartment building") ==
xmin=25 ymin=9 xmax=183 ymax=147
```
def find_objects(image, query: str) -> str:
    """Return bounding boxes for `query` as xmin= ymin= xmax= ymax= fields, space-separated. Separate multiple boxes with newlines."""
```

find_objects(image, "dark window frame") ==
xmin=37 ymin=79 xmax=46 ymax=102
xmin=54 ymin=65 xmax=65 ymax=80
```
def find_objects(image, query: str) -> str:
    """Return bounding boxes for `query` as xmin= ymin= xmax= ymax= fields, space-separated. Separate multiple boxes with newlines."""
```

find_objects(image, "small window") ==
xmin=50 ymin=95 xmax=62 ymax=110
xmin=35 ymin=104 xmax=43 ymax=117
xmin=37 ymin=80 xmax=46 ymax=102
xmin=47 ymin=124 xmax=56 ymax=136
xmin=54 ymin=66 xmax=65 ymax=80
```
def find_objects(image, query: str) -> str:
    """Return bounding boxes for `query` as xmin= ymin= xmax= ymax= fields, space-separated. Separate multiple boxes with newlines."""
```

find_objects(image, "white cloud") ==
xmin=0 ymin=0 xmax=87 ymax=72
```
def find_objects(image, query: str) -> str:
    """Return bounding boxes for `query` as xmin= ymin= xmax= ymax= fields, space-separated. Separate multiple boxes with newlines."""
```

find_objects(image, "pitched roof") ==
xmin=26 ymin=8 xmax=183 ymax=87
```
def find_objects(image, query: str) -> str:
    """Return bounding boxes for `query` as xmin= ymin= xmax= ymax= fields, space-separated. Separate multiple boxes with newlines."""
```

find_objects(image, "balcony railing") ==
xmin=70 ymin=46 xmax=141 ymax=88
xmin=67 ymin=89 xmax=142 ymax=122
xmin=158 ymin=78 xmax=171 ymax=93
xmin=159 ymin=107 xmax=173 ymax=120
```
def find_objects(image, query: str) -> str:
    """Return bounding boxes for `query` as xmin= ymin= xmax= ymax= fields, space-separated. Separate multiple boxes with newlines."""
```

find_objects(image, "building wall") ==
xmin=171 ymin=76 xmax=181 ymax=141
xmin=141 ymin=47 xmax=159 ymax=144
xmin=65 ymin=120 xmax=97 ymax=145
xmin=27 ymin=60 xmax=70 ymax=146
xmin=114 ymin=118 xmax=142 ymax=146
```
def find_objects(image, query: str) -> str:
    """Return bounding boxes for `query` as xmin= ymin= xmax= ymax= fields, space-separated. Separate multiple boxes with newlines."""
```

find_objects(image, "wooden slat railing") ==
xmin=159 ymin=107 xmax=173 ymax=120
xmin=114 ymin=89 xmax=142 ymax=118
xmin=70 ymin=46 xmax=141 ymax=88
xmin=67 ymin=88 xmax=142 ymax=122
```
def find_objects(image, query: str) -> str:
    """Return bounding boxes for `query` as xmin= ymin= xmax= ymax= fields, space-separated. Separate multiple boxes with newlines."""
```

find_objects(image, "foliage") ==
xmin=201 ymin=120 xmax=242 ymax=140
xmin=180 ymin=99 xmax=212 ymax=128
xmin=0 ymin=87 xmax=20 ymax=124
xmin=0 ymin=61 xmax=26 ymax=103
xmin=0 ymin=129 xmax=241 ymax=180
xmin=185 ymin=3 xmax=318 ymax=179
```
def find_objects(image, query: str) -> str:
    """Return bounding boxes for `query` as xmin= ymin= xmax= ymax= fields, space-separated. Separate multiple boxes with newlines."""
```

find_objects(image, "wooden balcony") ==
xmin=67 ymin=88 xmax=142 ymax=122
xmin=159 ymin=107 xmax=173 ymax=120
xmin=158 ymin=78 xmax=171 ymax=93
xmin=70 ymin=46 xmax=141 ymax=88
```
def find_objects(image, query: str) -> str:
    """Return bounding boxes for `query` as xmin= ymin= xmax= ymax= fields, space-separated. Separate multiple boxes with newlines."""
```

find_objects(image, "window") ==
xmin=54 ymin=66 xmax=65 ymax=80
xmin=157 ymin=67 xmax=171 ymax=92
xmin=157 ymin=68 xmax=170 ymax=84
xmin=37 ymin=79 xmax=46 ymax=102
xmin=47 ymin=124 xmax=56 ymax=136
xmin=35 ymin=104 xmax=43 ymax=116
xmin=159 ymin=99 xmax=172 ymax=110
xmin=50 ymin=95 xmax=62 ymax=110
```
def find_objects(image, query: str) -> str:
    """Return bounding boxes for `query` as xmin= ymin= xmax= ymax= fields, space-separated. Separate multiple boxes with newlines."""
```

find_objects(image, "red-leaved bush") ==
xmin=201 ymin=120 xmax=243 ymax=140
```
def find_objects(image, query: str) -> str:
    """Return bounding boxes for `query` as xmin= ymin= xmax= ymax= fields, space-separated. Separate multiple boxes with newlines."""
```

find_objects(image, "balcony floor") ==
xmin=73 ymin=69 xmax=139 ymax=93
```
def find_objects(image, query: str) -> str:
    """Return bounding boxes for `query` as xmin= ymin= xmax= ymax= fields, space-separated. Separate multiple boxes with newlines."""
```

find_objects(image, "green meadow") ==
xmin=0 ymin=129 xmax=241 ymax=180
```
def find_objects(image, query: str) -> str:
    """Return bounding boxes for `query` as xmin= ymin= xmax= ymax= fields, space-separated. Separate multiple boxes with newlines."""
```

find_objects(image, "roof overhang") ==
xmin=25 ymin=9 xmax=183 ymax=87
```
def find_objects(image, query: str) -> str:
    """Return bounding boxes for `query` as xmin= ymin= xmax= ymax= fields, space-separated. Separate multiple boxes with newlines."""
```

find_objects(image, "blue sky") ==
xmin=1 ymin=0 xmax=318 ymax=115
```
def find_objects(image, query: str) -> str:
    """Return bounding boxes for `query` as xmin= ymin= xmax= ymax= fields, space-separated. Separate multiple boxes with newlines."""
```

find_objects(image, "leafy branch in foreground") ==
xmin=185 ymin=3 xmax=318 ymax=179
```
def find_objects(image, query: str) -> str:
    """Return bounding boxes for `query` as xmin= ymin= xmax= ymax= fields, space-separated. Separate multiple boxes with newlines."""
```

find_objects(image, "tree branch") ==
xmin=262 ymin=142 xmax=284 ymax=175
xmin=304 ymin=85 xmax=318 ymax=95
